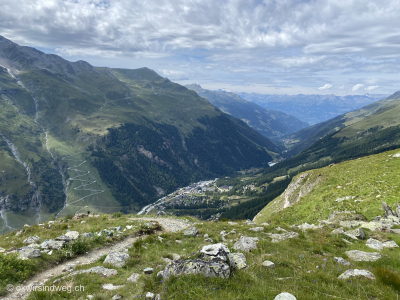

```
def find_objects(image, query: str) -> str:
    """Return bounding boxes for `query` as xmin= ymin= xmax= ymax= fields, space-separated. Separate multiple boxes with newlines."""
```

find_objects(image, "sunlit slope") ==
xmin=254 ymin=148 xmax=400 ymax=225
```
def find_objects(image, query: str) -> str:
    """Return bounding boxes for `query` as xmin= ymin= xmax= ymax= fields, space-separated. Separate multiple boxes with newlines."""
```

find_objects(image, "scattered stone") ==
xmin=144 ymin=267 xmax=154 ymax=274
xmin=65 ymin=231 xmax=80 ymax=240
xmin=295 ymin=223 xmax=321 ymax=230
xmin=162 ymin=257 xmax=172 ymax=263
xmin=275 ymin=227 xmax=288 ymax=232
xmin=366 ymin=238 xmax=383 ymax=251
xmin=41 ymin=240 xmax=65 ymax=250
xmin=127 ymin=273 xmax=140 ymax=282
xmin=15 ymin=229 xmax=23 ymax=236
xmin=233 ymin=236 xmax=259 ymax=252
xmin=172 ymin=253 xmax=181 ymax=261
xmin=274 ymin=292 xmax=297 ymax=300
xmin=345 ymin=250 xmax=382 ymax=262
xmin=331 ymin=227 xmax=345 ymax=234
xmin=262 ymin=260 xmax=276 ymax=268
xmin=227 ymin=253 xmax=247 ymax=269
xmin=344 ymin=227 xmax=365 ymax=240
xmin=102 ymin=283 xmax=125 ymax=290
xmin=72 ymin=213 xmax=87 ymax=220
xmin=205 ymin=238 xmax=214 ymax=243
xmin=161 ymin=259 xmax=230 ymax=279
xmin=17 ymin=247 xmax=41 ymax=259
xmin=338 ymin=269 xmax=375 ymax=280
xmin=183 ymin=227 xmax=198 ymax=236
xmin=158 ymin=236 xmax=163 ymax=243
xmin=0 ymin=247 xmax=5 ymax=253
xmin=334 ymin=257 xmax=351 ymax=265
xmin=335 ymin=196 xmax=356 ymax=202
xmin=200 ymin=243 xmax=230 ymax=262
xmin=392 ymin=153 xmax=400 ymax=158
xmin=175 ymin=240 xmax=182 ymax=244
xmin=104 ymin=252 xmax=130 ymax=268
xmin=383 ymin=240 xmax=399 ymax=248
xmin=112 ymin=295 xmax=122 ymax=300
xmin=55 ymin=235 xmax=72 ymax=242
xmin=249 ymin=227 xmax=264 ymax=232
xmin=155 ymin=294 xmax=161 ymax=300
xmin=382 ymin=202 xmax=397 ymax=217
xmin=54 ymin=266 xmax=117 ymax=283
xmin=204 ymin=233 xmax=209 ymax=238
xmin=260 ymin=222 xmax=269 ymax=226
xmin=228 ymin=222 xmax=237 ymax=225
xmin=245 ymin=219 xmax=256 ymax=225
xmin=157 ymin=271 xmax=164 ymax=277
xmin=266 ymin=232 xmax=299 ymax=243
xmin=87 ymin=295 xmax=94 ymax=299
xmin=146 ymin=292 xmax=155 ymax=299
xmin=23 ymin=236 xmax=41 ymax=244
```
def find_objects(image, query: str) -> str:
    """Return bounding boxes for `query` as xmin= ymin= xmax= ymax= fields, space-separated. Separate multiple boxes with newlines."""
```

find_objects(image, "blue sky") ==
xmin=1 ymin=0 xmax=400 ymax=95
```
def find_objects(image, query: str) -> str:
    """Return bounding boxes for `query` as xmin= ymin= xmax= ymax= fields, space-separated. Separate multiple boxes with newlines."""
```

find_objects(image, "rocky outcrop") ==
xmin=65 ymin=231 xmax=80 ymax=240
xmin=334 ymin=257 xmax=351 ymax=265
xmin=104 ymin=252 xmax=130 ymax=268
xmin=345 ymin=250 xmax=382 ymax=262
xmin=183 ymin=227 xmax=198 ymax=236
xmin=161 ymin=259 xmax=230 ymax=279
xmin=200 ymin=243 xmax=230 ymax=262
xmin=366 ymin=238 xmax=383 ymax=251
xmin=17 ymin=247 xmax=41 ymax=259
xmin=41 ymin=240 xmax=65 ymax=250
xmin=344 ymin=227 xmax=365 ymax=240
xmin=338 ymin=269 xmax=375 ymax=280
xmin=23 ymin=235 xmax=40 ymax=244
xmin=227 ymin=253 xmax=247 ymax=269
xmin=233 ymin=236 xmax=258 ymax=251
xmin=127 ymin=273 xmax=140 ymax=282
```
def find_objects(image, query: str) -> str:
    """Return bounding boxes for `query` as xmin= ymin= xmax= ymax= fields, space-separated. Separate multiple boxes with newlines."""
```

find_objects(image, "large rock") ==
xmin=266 ymin=232 xmax=299 ymax=243
xmin=345 ymin=250 xmax=382 ymax=262
xmin=338 ymin=269 xmax=375 ymax=280
xmin=104 ymin=252 xmax=130 ymax=267
xmin=262 ymin=260 xmax=276 ymax=268
xmin=55 ymin=235 xmax=72 ymax=242
xmin=41 ymin=240 xmax=66 ymax=250
xmin=344 ymin=227 xmax=365 ymax=240
xmin=233 ymin=236 xmax=258 ymax=252
xmin=183 ymin=227 xmax=198 ymax=236
xmin=274 ymin=292 xmax=297 ymax=300
xmin=383 ymin=240 xmax=399 ymax=248
xmin=366 ymin=238 xmax=383 ymax=251
xmin=249 ymin=227 xmax=264 ymax=232
xmin=65 ymin=231 xmax=80 ymax=240
xmin=334 ymin=257 xmax=351 ymax=265
xmin=17 ymin=247 xmax=41 ymax=259
xmin=23 ymin=235 xmax=41 ymax=244
xmin=227 ymin=253 xmax=247 ymax=269
xmin=382 ymin=202 xmax=397 ymax=217
xmin=161 ymin=259 xmax=230 ymax=279
xmin=200 ymin=243 xmax=230 ymax=262
xmin=127 ymin=273 xmax=140 ymax=282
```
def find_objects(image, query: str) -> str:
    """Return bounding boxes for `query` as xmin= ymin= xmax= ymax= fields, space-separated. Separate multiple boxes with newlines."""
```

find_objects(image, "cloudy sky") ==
xmin=1 ymin=0 xmax=400 ymax=95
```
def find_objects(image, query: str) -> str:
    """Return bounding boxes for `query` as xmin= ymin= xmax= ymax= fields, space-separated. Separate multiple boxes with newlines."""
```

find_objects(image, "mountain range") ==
xmin=185 ymin=84 xmax=309 ymax=141
xmin=238 ymin=92 xmax=388 ymax=125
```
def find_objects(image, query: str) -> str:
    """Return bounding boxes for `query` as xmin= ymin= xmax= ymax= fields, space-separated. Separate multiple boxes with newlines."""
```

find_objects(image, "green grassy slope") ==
xmin=186 ymin=84 xmax=309 ymax=141
xmin=254 ymin=148 xmax=400 ymax=225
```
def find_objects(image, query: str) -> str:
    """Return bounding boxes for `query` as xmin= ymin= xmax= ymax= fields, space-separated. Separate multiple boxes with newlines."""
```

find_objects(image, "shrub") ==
xmin=0 ymin=253 xmax=37 ymax=284
xmin=375 ymin=267 xmax=400 ymax=292
xmin=71 ymin=239 xmax=91 ymax=255
xmin=112 ymin=212 xmax=123 ymax=219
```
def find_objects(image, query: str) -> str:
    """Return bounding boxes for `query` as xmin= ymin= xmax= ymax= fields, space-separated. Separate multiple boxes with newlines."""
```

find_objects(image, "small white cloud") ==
xmin=365 ymin=85 xmax=379 ymax=91
xmin=318 ymin=84 xmax=332 ymax=90
xmin=339 ymin=85 xmax=345 ymax=90
xmin=352 ymin=84 xmax=364 ymax=92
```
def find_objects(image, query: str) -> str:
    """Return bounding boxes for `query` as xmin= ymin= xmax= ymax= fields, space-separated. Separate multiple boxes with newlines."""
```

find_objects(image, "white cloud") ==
xmin=365 ymin=85 xmax=379 ymax=91
xmin=352 ymin=84 xmax=365 ymax=92
xmin=158 ymin=69 xmax=188 ymax=80
xmin=318 ymin=84 xmax=332 ymax=90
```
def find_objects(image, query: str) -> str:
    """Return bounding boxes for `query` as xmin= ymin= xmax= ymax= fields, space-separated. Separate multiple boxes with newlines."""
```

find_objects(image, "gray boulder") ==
xmin=382 ymin=202 xmax=397 ymax=217
xmin=112 ymin=295 xmax=122 ymax=300
xmin=331 ymin=227 xmax=345 ymax=234
xmin=345 ymin=250 xmax=382 ymax=262
xmin=233 ymin=236 xmax=258 ymax=252
xmin=55 ymin=235 xmax=72 ymax=242
xmin=227 ymin=253 xmax=247 ymax=269
xmin=102 ymin=283 xmax=125 ymax=290
xmin=65 ymin=231 xmax=80 ymax=240
xmin=262 ymin=260 xmax=276 ymax=268
xmin=104 ymin=252 xmax=130 ymax=267
xmin=82 ymin=232 xmax=94 ymax=238
xmin=146 ymin=292 xmax=155 ymax=299
xmin=127 ymin=273 xmax=140 ymax=282
xmin=200 ymin=243 xmax=230 ymax=262
xmin=266 ymin=232 xmax=299 ymax=243
xmin=183 ymin=227 xmax=198 ymax=236
xmin=144 ymin=268 xmax=154 ymax=274
xmin=344 ymin=227 xmax=365 ymax=240
xmin=23 ymin=235 xmax=40 ymax=244
xmin=383 ymin=240 xmax=399 ymax=248
xmin=161 ymin=259 xmax=230 ymax=279
xmin=338 ymin=269 xmax=375 ymax=280
xmin=249 ymin=227 xmax=264 ymax=232
xmin=366 ymin=238 xmax=383 ymax=251
xmin=334 ymin=257 xmax=351 ymax=265
xmin=41 ymin=240 xmax=66 ymax=250
xmin=274 ymin=292 xmax=297 ymax=300
xmin=17 ymin=247 xmax=41 ymax=259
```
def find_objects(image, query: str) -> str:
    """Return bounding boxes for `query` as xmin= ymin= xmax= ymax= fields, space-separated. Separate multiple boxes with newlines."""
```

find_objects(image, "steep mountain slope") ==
xmin=254 ymin=148 xmax=400 ymax=225
xmin=239 ymin=92 xmax=388 ymax=125
xmin=186 ymin=84 xmax=309 ymax=141
xmin=0 ymin=35 xmax=278 ymax=233
xmin=282 ymin=91 xmax=400 ymax=159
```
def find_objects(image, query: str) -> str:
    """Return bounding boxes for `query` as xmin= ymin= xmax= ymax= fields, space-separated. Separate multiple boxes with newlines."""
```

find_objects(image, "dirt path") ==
xmin=1 ymin=217 xmax=191 ymax=300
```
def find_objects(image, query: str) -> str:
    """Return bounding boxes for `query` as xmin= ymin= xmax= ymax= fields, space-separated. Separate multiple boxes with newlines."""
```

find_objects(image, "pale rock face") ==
xmin=183 ymin=227 xmax=198 ymax=236
xmin=331 ymin=227 xmax=345 ymax=234
xmin=144 ymin=267 xmax=154 ymax=274
xmin=366 ymin=238 xmax=383 ymax=251
xmin=17 ymin=247 xmax=41 ymax=259
xmin=383 ymin=240 xmax=399 ymax=248
xmin=103 ymin=252 xmax=130 ymax=268
xmin=41 ymin=240 xmax=65 ymax=250
xmin=200 ymin=243 xmax=230 ymax=262
xmin=102 ymin=283 xmax=125 ymax=290
xmin=65 ymin=231 xmax=80 ymax=240
xmin=161 ymin=259 xmax=230 ymax=279
xmin=266 ymin=232 xmax=299 ymax=243
xmin=23 ymin=235 xmax=40 ymax=244
xmin=345 ymin=250 xmax=382 ymax=262
xmin=127 ymin=273 xmax=140 ymax=282
xmin=233 ymin=236 xmax=259 ymax=252
xmin=338 ymin=269 xmax=375 ymax=280
xmin=227 ymin=253 xmax=247 ymax=269
xmin=262 ymin=260 xmax=276 ymax=268
xmin=146 ymin=292 xmax=155 ymax=299
xmin=249 ymin=227 xmax=264 ymax=232
xmin=344 ymin=227 xmax=365 ymax=240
